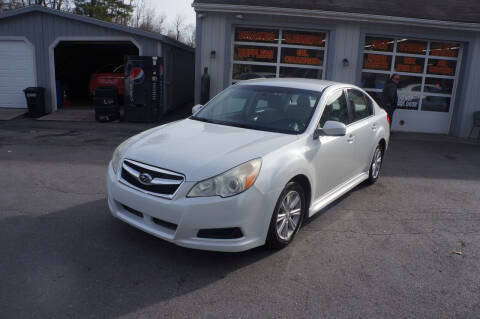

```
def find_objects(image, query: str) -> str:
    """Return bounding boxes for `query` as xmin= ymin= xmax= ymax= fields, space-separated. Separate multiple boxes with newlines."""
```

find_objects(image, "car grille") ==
xmin=120 ymin=159 xmax=185 ymax=199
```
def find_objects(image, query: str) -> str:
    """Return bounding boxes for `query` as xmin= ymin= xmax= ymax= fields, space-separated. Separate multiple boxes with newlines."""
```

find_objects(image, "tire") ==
xmin=367 ymin=145 xmax=384 ymax=184
xmin=266 ymin=181 xmax=306 ymax=249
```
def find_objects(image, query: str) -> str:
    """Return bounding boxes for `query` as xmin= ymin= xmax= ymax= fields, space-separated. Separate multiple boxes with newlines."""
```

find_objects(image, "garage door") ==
xmin=0 ymin=40 xmax=36 ymax=108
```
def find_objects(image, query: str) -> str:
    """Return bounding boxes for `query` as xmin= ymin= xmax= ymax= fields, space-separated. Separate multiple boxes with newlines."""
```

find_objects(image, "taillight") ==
xmin=387 ymin=115 xmax=391 ymax=123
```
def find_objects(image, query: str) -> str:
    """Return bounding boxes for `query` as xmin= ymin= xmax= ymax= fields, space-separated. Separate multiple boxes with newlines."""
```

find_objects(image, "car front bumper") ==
xmin=106 ymin=162 xmax=276 ymax=252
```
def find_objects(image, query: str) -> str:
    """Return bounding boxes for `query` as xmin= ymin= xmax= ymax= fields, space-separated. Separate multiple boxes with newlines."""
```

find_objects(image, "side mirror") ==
xmin=192 ymin=104 xmax=203 ymax=115
xmin=314 ymin=121 xmax=347 ymax=139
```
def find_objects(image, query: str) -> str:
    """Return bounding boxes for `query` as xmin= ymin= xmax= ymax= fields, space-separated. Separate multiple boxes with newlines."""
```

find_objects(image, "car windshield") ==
xmin=191 ymin=85 xmax=321 ymax=134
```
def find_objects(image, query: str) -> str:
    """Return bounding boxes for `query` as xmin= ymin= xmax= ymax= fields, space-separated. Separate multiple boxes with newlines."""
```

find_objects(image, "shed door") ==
xmin=0 ymin=40 xmax=35 ymax=108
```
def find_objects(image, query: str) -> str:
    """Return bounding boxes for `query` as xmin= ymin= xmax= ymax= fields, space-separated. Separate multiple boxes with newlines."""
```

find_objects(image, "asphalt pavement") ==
xmin=1 ymin=116 xmax=479 ymax=318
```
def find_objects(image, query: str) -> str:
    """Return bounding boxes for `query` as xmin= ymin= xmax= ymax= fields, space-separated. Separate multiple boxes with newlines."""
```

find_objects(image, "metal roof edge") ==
xmin=0 ymin=5 xmax=194 ymax=52
xmin=192 ymin=3 xmax=480 ymax=32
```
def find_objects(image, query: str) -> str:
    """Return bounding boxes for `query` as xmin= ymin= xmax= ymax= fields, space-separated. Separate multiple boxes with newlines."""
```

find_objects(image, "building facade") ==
xmin=193 ymin=0 xmax=480 ymax=137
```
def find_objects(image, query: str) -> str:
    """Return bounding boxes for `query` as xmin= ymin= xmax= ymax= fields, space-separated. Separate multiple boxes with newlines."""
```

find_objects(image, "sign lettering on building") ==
xmin=396 ymin=57 xmax=423 ymax=73
xmin=237 ymin=47 xmax=274 ymax=60
xmin=397 ymin=41 xmax=426 ymax=54
xmin=283 ymin=31 xmax=324 ymax=46
xmin=364 ymin=54 xmax=390 ymax=70
xmin=283 ymin=48 xmax=321 ymax=65
xmin=237 ymin=30 xmax=276 ymax=42
xmin=368 ymin=39 xmax=389 ymax=51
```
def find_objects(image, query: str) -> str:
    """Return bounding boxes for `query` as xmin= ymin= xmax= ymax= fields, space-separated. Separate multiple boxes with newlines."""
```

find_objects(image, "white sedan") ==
xmin=107 ymin=79 xmax=389 ymax=252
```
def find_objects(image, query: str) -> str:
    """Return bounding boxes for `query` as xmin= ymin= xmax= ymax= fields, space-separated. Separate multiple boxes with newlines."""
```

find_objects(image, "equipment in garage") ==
xmin=23 ymin=87 xmax=46 ymax=118
xmin=54 ymin=42 xmax=138 ymax=108
xmin=124 ymin=56 xmax=164 ymax=122
xmin=93 ymin=86 xmax=120 ymax=122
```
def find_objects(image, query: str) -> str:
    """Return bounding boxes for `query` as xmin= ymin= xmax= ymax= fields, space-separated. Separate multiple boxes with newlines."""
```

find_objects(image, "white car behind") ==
xmin=107 ymin=79 xmax=389 ymax=252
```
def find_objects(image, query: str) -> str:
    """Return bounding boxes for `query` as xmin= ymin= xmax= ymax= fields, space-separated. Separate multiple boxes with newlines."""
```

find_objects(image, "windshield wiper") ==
xmin=191 ymin=116 xmax=248 ymax=128
xmin=190 ymin=116 xmax=217 ymax=124
xmin=222 ymin=122 xmax=255 ymax=129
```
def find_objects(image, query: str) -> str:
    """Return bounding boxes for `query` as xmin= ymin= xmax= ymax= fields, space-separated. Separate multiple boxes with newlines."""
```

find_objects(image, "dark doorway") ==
xmin=54 ymin=41 xmax=139 ymax=108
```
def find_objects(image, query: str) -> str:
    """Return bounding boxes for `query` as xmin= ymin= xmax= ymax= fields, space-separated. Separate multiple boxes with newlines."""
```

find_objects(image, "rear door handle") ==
xmin=347 ymin=134 xmax=355 ymax=143
xmin=372 ymin=123 xmax=377 ymax=131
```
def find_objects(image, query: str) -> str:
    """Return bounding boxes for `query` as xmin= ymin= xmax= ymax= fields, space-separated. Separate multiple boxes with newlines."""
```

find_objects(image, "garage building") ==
xmin=0 ymin=5 xmax=194 ymax=115
xmin=193 ymin=0 xmax=480 ymax=137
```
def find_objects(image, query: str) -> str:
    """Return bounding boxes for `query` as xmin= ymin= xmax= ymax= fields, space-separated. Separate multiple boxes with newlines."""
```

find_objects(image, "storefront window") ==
xmin=397 ymin=76 xmax=423 ymax=90
xmin=394 ymin=56 xmax=425 ymax=74
xmin=282 ymin=30 xmax=326 ymax=47
xmin=396 ymin=39 xmax=427 ymax=55
xmin=427 ymin=59 xmax=457 ymax=76
xmin=364 ymin=36 xmax=394 ymax=52
xmin=421 ymin=96 xmax=451 ymax=112
xmin=232 ymin=27 xmax=328 ymax=83
xmin=363 ymin=54 xmax=392 ymax=71
xmin=235 ymin=27 xmax=278 ymax=43
xmin=281 ymin=48 xmax=324 ymax=66
xmin=429 ymin=42 xmax=460 ymax=58
xmin=361 ymin=72 xmax=389 ymax=90
xmin=279 ymin=67 xmax=322 ymax=79
xmin=232 ymin=64 xmax=276 ymax=81
xmin=424 ymin=78 xmax=454 ymax=94
xmin=361 ymin=35 xmax=461 ymax=114
xmin=233 ymin=45 xmax=277 ymax=63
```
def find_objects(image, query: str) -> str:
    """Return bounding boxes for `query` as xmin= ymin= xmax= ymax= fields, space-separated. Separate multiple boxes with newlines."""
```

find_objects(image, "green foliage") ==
xmin=74 ymin=0 xmax=133 ymax=25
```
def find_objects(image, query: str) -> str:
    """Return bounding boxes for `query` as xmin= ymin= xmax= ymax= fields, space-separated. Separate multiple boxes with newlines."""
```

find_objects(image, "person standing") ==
xmin=200 ymin=67 xmax=211 ymax=105
xmin=381 ymin=73 xmax=400 ymax=125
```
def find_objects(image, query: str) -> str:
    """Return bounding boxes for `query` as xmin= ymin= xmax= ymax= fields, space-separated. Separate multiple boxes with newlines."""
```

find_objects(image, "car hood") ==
xmin=124 ymin=118 xmax=298 ymax=181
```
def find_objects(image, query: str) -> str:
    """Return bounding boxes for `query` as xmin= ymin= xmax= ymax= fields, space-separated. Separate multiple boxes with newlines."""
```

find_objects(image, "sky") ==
xmin=146 ymin=0 xmax=196 ymax=26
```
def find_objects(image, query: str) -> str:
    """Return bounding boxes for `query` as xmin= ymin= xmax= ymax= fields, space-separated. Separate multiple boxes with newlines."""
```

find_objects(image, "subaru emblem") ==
xmin=138 ymin=172 xmax=153 ymax=185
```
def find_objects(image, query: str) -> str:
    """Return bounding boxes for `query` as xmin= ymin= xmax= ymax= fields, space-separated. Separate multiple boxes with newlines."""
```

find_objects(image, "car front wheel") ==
xmin=266 ymin=181 xmax=305 ymax=249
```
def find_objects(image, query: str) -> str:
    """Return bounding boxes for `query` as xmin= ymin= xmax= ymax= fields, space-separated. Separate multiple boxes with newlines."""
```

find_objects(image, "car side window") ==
xmin=348 ymin=89 xmax=373 ymax=122
xmin=319 ymin=90 xmax=350 ymax=127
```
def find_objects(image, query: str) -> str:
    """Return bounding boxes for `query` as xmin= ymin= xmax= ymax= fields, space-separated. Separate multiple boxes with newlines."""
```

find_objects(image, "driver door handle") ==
xmin=347 ymin=134 xmax=355 ymax=143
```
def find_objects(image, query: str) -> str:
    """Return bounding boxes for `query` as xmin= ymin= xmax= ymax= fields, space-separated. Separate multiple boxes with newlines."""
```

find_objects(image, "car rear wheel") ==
xmin=266 ymin=181 xmax=305 ymax=249
xmin=367 ymin=145 xmax=384 ymax=184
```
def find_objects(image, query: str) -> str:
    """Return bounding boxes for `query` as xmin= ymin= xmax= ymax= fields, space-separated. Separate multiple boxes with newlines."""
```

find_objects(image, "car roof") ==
xmin=235 ymin=78 xmax=346 ymax=93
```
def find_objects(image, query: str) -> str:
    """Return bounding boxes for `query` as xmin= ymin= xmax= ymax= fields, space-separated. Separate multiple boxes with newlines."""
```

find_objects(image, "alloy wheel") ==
xmin=276 ymin=190 xmax=302 ymax=241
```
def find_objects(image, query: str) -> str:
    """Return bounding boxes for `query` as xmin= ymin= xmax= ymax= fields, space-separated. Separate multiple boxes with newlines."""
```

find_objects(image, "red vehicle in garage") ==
xmin=89 ymin=64 xmax=125 ymax=97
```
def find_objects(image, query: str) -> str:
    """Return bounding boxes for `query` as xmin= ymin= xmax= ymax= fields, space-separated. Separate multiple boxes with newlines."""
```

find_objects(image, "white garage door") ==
xmin=0 ymin=40 xmax=36 ymax=108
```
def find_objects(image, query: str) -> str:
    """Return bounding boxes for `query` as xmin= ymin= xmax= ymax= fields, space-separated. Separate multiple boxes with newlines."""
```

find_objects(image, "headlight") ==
xmin=187 ymin=158 xmax=262 ymax=198
xmin=111 ymin=136 xmax=135 ymax=173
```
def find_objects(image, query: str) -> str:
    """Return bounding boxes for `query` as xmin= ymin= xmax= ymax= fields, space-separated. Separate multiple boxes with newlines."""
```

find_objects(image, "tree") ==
xmin=184 ymin=23 xmax=196 ymax=48
xmin=165 ymin=15 xmax=196 ymax=47
xmin=167 ymin=14 xmax=186 ymax=42
xmin=130 ymin=0 xmax=166 ymax=34
xmin=2 ymin=0 xmax=73 ymax=10
xmin=74 ymin=0 xmax=133 ymax=25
